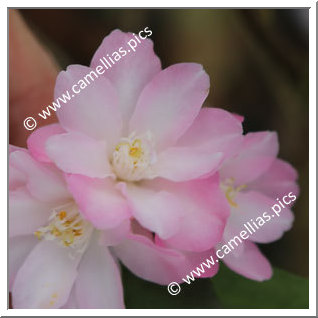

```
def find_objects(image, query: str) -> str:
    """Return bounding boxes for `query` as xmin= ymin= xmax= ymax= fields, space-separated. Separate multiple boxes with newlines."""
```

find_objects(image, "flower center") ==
xmin=111 ymin=131 xmax=157 ymax=181
xmin=34 ymin=203 xmax=93 ymax=254
xmin=220 ymin=178 xmax=246 ymax=208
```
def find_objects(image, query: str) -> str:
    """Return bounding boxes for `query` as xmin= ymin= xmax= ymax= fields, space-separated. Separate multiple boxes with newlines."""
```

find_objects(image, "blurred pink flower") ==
xmin=217 ymin=131 xmax=299 ymax=281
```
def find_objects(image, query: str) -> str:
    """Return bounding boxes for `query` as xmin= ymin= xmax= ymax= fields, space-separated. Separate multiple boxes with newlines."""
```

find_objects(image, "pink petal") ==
xmin=27 ymin=124 xmax=65 ymax=163
xmin=61 ymin=287 xmax=77 ymax=308
xmin=113 ymin=232 xmax=189 ymax=285
xmin=249 ymin=158 xmax=299 ymax=199
xmin=155 ymin=236 xmax=219 ymax=279
xmin=142 ymin=175 xmax=230 ymax=252
xmin=221 ymin=131 xmax=279 ymax=185
xmin=75 ymin=236 xmax=124 ymax=308
xmin=122 ymin=183 xmax=184 ymax=239
xmin=9 ymin=150 xmax=70 ymax=203
xmin=9 ymin=166 xmax=27 ymax=191
xmin=176 ymin=108 xmax=243 ymax=159
xmin=9 ymin=188 xmax=52 ymax=237
xmin=9 ymin=146 xmax=27 ymax=190
xmin=154 ymin=147 xmax=223 ymax=182
xmin=91 ymin=29 xmax=161 ymax=125
xmin=9 ymin=235 xmax=37 ymax=290
xmin=55 ymin=64 xmax=122 ymax=146
xmin=9 ymin=145 xmax=25 ymax=153
xmin=100 ymin=220 xmax=130 ymax=246
xmin=46 ymin=132 xmax=114 ymax=178
xmin=129 ymin=63 xmax=210 ymax=150
xmin=228 ymin=191 xmax=294 ymax=243
xmin=65 ymin=174 xmax=131 ymax=229
xmin=12 ymin=240 xmax=80 ymax=308
xmin=221 ymin=241 xmax=272 ymax=281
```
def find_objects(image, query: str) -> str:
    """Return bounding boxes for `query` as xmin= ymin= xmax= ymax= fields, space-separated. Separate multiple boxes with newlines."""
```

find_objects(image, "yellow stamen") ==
xmin=58 ymin=211 xmax=67 ymax=220
xmin=34 ymin=231 xmax=42 ymax=240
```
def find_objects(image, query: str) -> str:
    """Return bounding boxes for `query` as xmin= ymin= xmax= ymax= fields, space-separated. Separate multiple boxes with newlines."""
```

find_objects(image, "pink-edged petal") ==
xmin=55 ymin=64 xmax=122 ymax=145
xmin=46 ymin=132 xmax=114 ymax=178
xmin=231 ymin=113 xmax=245 ymax=123
xmin=9 ymin=235 xmax=38 ymax=290
xmin=27 ymin=124 xmax=65 ymax=163
xmin=141 ymin=175 xmax=230 ymax=252
xmin=221 ymin=241 xmax=272 ymax=281
xmin=221 ymin=131 xmax=279 ymax=185
xmin=9 ymin=150 xmax=70 ymax=203
xmin=129 ymin=63 xmax=210 ymax=150
xmin=176 ymin=108 xmax=243 ymax=159
xmin=228 ymin=191 xmax=294 ymax=243
xmin=12 ymin=240 xmax=80 ymax=308
xmin=66 ymin=174 xmax=131 ymax=229
xmin=9 ymin=188 xmax=52 ymax=237
xmin=91 ymin=29 xmax=161 ymax=125
xmin=249 ymin=158 xmax=299 ymax=199
xmin=75 ymin=235 xmax=124 ymax=309
xmin=155 ymin=236 xmax=219 ymax=279
xmin=123 ymin=183 xmax=183 ymax=239
xmin=113 ymin=232 xmax=189 ymax=285
xmin=154 ymin=147 xmax=223 ymax=182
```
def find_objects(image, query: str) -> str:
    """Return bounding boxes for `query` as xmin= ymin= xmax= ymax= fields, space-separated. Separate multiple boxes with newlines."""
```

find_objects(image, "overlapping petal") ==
xmin=91 ymin=29 xmax=161 ymax=125
xmin=129 ymin=63 xmax=210 ymax=150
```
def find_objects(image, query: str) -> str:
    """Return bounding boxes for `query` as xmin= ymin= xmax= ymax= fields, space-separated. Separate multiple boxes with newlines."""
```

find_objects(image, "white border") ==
xmin=2 ymin=1 xmax=316 ymax=316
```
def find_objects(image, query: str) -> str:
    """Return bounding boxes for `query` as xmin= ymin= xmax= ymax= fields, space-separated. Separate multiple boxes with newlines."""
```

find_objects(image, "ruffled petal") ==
xmin=176 ymin=108 xmax=243 ymax=159
xmin=136 ymin=175 xmax=229 ymax=252
xmin=65 ymin=174 xmax=131 ymax=229
xmin=12 ymin=240 xmax=80 ymax=308
xmin=249 ymin=158 xmax=299 ymax=199
xmin=129 ymin=63 xmax=210 ymax=150
xmin=55 ymin=64 xmax=122 ymax=146
xmin=91 ymin=29 xmax=161 ymax=125
xmin=221 ymin=241 xmax=272 ymax=281
xmin=227 ymin=191 xmax=294 ymax=243
xmin=9 ymin=188 xmax=52 ymax=237
xmin=27 ymin=123 xmax=65 ymax=163
xmin=154 ymin=147 xmax=223 ymax=182
xmin=221 ymin=131 xmax=279 ymax=185
xmin=10 ymin=150 xmax=70 ymax=203
xmin=122 ymin=183 xmax=184 ymax=239
xmin=113 ymin=232 xmax=188 ymax=285
xmin=46 ymin=132 xmax=114 ymax=178
xmin=75 ymin=235 xmax=124 ymax=308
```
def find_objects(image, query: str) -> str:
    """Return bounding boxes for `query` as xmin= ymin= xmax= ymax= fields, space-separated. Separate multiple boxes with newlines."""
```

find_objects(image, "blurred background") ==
xmin=18 ymin=9 xmax=309 ymax=277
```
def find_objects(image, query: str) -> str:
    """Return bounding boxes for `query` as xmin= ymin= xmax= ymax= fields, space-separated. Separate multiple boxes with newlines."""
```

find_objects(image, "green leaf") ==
xmin=122 ymin=266 xmax=220 ymax=309
xmin=212 ymin=264 xmax=309 ymax=309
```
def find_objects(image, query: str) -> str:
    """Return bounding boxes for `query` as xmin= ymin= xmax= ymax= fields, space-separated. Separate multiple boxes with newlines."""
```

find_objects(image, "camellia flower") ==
xmin=9 ymin=146 xmax=125 ymax=308
xmin=27 ymin=29 xmax=243 ymax=255
xmin=9 ymin=29 xmax=248 ymax=308
xmin=217 ymin=129 xmax=299 ymax=281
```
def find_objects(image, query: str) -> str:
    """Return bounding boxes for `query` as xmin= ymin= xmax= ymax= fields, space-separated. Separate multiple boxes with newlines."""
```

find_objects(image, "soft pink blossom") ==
xmin=9 ymin=29 xmax=246 ymax=307
xmin=217 ymin=130 xmax=299 ymax=281
xmin=28 ymin=29 xmax=243 ymax=253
